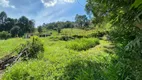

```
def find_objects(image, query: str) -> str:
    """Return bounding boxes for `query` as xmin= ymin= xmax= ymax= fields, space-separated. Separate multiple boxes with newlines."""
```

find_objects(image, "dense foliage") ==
xmin=42 ymin=14 xmax=90 ymax=31
xmin=10 ymin=26 xmax=20 ymax=37
xmin=75 ymin=14 xmax=90 ymax=29
xmin=86 ymin=0 xmax=142 ymax=80
xmin=0 ymin=11 xmax=35 ymax=37
xmin=37 ymin=26 xmax=43 ymax=33
xmin=1 ymin=30 xmax=113 ymax=80
xmin=44 ymin=21 xmax=74 ymax=30
xmin=67 ymin=38 xmax=99 ymax=51
xmin=0 ymin=31 xmax=11 ymax=40
xmin=19 ymin=36 xmax=44 ymax=59
xmin=0 ymin=0 xmax=142 ymax=80
xmin=86 ymin=0 xmax=142 ymax=44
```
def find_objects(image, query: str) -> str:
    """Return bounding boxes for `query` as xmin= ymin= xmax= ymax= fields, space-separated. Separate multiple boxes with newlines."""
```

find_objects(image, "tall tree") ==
xmin=28 ymin=20 xmax=35 ymax=32
xmin=75 ymin=14 xmax=88 ymax=28
xmin=18 ymin=16 xmax=35 ymax=36
xmin=38 ymin=26 xmax=42 ymax=33
xmin=4 ymin=18 xmax=16 ymax=31
xmin=0 ymin=11 xmax=7 ymax=24
xmin=10 ymin=26 xmax=20 ymax=37
xmin=0 ymin=11 xmax=35 ymax=37
xmin=0 ymin=11 xmax=8 ymax=31
xmin=85 ymin=0 xmax=141 ymax=44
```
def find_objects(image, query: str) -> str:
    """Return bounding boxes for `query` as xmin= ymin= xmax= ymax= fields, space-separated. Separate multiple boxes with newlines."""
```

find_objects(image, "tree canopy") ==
xmin=0 ymin=11 xmax=35 ymax=37
xmin=75 ymin=14 xmax=89 ymax=29
xmin=86 ymin=0 xmax=142 ymax=44
xmin=42 ymin=14 xmax=90 ymax=31
xmin=85 ymin=0 xmax=142 ymax=79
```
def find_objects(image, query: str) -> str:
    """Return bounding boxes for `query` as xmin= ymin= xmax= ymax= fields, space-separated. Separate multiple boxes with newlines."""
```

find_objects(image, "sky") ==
xmin=0 ymin=0 xmax=87 ymax=26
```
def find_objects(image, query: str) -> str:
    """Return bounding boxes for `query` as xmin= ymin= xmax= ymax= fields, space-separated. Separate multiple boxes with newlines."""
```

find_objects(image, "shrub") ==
xmin=10 ymin=26 xmax=20 ymax=37
xmin=59 ymin=35 xmax=84 ymax=41
xmin=0 ymin=31 xmax=11 ymax=40
xmin=60 ymin=36 xmax=74 ymax=41
xmin=2 ymin=60 xmax=49 ymax=80
xmin=19 ymin=36 xmax=44 ymax=59
xmin=67 ymin=38 xmax=99 ymax=51
xmin=61 ymin=28 xmax=86 ymax=37
xmin=60 ymin=60 xmax=106 ymax=80
xmin=88 ymin=30 xmax=108 ymax=38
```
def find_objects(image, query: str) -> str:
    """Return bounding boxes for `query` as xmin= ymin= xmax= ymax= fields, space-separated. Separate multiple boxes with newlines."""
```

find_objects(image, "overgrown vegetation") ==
xmin=0 ymin=0 xmax=142 ymax=80
xmin=18 ymin=36 xmax=44 ymax=59
xmin=0 ymin=11 xmax=34 ymax=37
xmin=67 ymin=38 xmax=99 ymax=51
xmin=1 ymin=35 xmax=114 ymax=80
xmin=41 ymin=14 xmax=90 ymax=32
xmin=86 ymin=0 xmax=142 ymax=80
xmin=0 ymin=31 xmax=11 ymax=40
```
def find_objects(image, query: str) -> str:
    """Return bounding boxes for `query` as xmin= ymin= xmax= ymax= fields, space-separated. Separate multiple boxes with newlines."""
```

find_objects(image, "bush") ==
xmin=59 ymin=35 xmax=84 ymax=41
xmin=67 ymin=38 xmax=99 ymax=51
xmin=60 ymin=60 xmax=105 ymax=80
xmin=2 ymin=60 xmax=49 ymax=80
xmin=19 ymin=36 xmax=44 ymax=59
xmin=0 ymin=31 xmax=11 ymax=40
xmin=88 ymin=30 xmax=108 ymax=38
xmin=10 ymin=26 xmax=20 ymax=37
xmin=60 ymin=36 xmax=74 ymax=41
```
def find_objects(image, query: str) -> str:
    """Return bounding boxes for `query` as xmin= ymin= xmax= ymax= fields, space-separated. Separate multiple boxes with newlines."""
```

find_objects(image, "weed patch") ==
xmin=67 ymin=38 xmax=99 ymax=51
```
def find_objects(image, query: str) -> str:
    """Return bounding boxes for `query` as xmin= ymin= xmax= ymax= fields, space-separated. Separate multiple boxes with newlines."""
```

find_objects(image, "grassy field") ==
xmin=0 ymin=28 xmax=116 ymax=80
xmin=0 ymin=38 xmax=27 ymax=58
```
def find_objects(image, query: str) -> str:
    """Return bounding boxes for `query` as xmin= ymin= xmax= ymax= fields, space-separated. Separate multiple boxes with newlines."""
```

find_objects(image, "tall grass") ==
xmin=61 ymin=28 xmax=86 ymax=36
xmin=2 ymin=37 xmax=115 ymax=80
xmin=0 ymin=38 xmax=26 ymax=58
xmin=67 ymin=38 xmax=99 ymax=51
xmin=1 ymin=28 xmax=117 ymax=80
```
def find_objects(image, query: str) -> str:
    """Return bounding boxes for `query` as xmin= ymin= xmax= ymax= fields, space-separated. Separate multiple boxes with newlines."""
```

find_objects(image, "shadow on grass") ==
xmin=60 ymin=60 xmax=107 ymax=80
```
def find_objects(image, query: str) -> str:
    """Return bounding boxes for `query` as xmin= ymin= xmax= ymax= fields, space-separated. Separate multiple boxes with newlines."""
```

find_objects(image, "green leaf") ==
xmin=131 ymin=0 xmax=142 ymax=8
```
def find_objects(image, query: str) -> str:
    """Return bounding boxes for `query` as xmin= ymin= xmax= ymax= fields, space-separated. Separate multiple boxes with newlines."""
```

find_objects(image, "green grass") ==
xmin=47 ymin=28 xmax=109 ymax=42
xmin=67 ymin=38 xmax=99 ymax=51
xmin=0 ymin=28 xmax=116 ymax=80
xmin=61 ymin=28 xmax=86 ymax=36
xmin=1 ymin=37 xmax=115 ymax=80
xmin=0 ymin=38 xmax=26 ymax=58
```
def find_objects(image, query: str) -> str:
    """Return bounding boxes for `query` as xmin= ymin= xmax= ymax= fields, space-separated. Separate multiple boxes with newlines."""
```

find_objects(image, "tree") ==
xmin=85 ymin=0 xmax=142 ymax=79
xmin=75 ymin=14 xmax=88 ymax=29
xmin=45 ymin=21 xmax=74 ymax=30
xmin=85 ymin=0 xmax=141 ymax=44
xmin=0 ymin=11 xmax=8 ymax=31
xmin=18 ymin=16 xmax=29 ymax=34
xmin=0 ymin=11 xmax=35 ymax=37
xmin=18 ymin=16 xmax=35 ymax=36
xmin=0 ymin=11 xmax=7 ymax=24
xmin=0 ymin=31 xmax=11 ymax=40
xmin=38 ymin=26 xmax=42 ymax=33
xmin=4 ymin=18 xmax=17 ymax=31
xmin=28 ymin=20 xmax=35 ymax=32
xmin=85 ymin=0 xmax=106 ymax=27
xmin=10 ymin=26 xmax=20 ymax=37
xmin=65 ymin=21 xmax=74 ymax=28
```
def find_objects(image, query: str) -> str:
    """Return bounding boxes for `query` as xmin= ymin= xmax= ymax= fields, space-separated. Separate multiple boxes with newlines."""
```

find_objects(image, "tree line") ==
xmin=38 ymin=14 xmax=90 ymax=33
xmin=0 ymin=11 xmax=34 ymax=38
xmin=0 ymin=11 xmax=90 ymax=39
